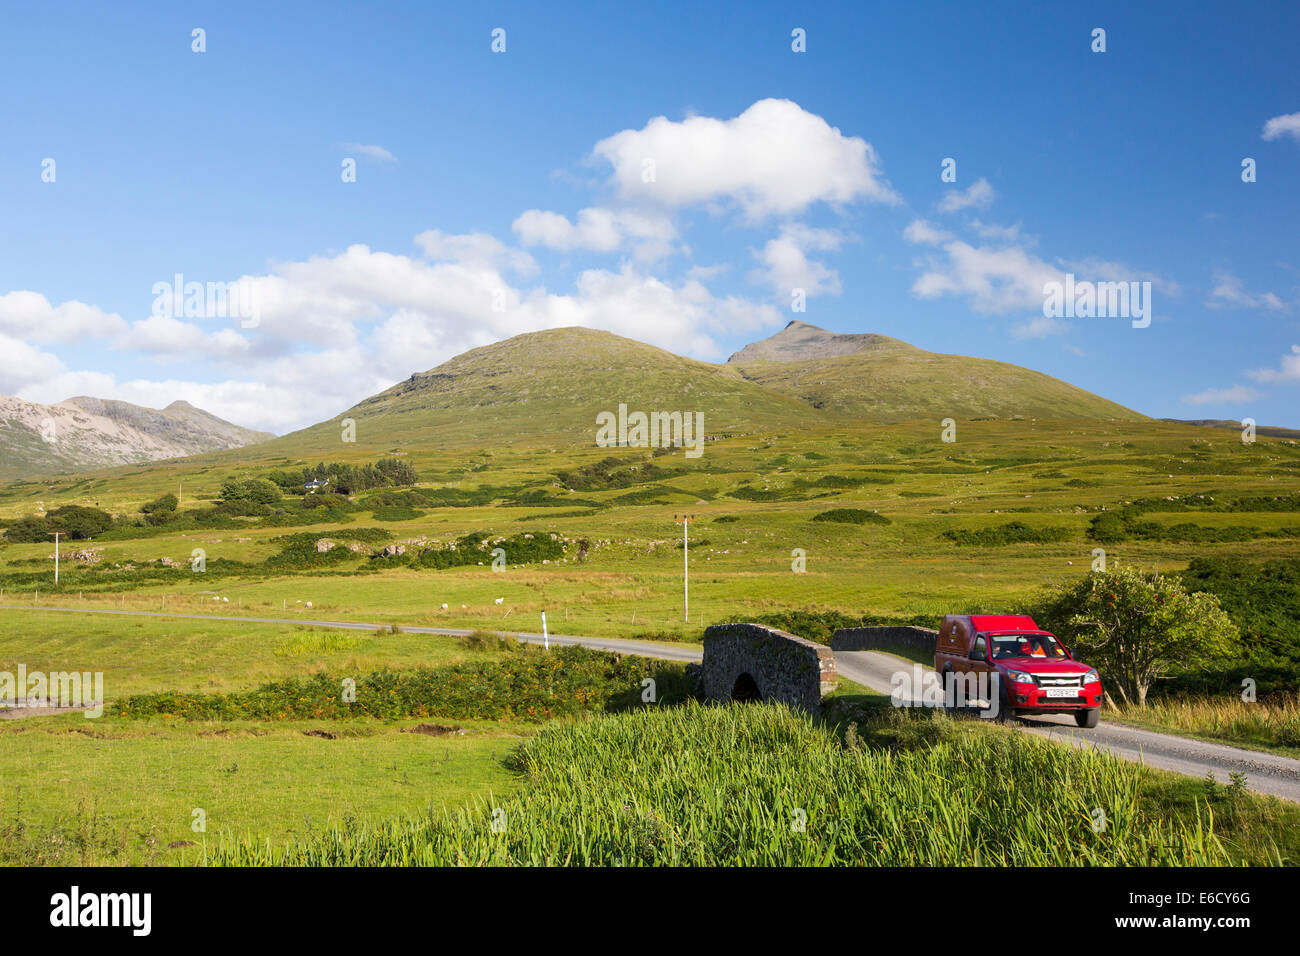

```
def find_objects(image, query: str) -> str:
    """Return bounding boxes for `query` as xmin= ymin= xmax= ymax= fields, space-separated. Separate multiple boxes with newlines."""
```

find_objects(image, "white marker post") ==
xmin=674 ymin=514 xmax=696 ymax=623
xmin=49 ymin=531 xmax=63 ymax=586
xmin=541 ymin=611 xmax=549 ymax=650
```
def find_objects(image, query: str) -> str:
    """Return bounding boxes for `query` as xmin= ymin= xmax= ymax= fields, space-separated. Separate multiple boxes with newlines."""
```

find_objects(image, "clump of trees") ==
xmin=219 ymin=477 xmax=283 ymax=506
xmin=267 ymin=458 xmax=418 ymax=495
xmin=554 ymin=456 xmax=675 ymax=491
xmin=3 ymin=505 xmax=114 ymax=542
xmin=140 ymin=493 xmax=179 ymax=525
xmin=141 ymin=493 xmax=178 ymax=515
xmin=1036 ymin=565 xmax=1236 ymax=708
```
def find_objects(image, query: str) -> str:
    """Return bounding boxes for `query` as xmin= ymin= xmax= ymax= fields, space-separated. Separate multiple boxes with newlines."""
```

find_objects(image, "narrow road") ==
xmin=835 ymin=650 xmax=1300 ymax=804
xmin=8 ymin=605 xmax=1300 ymax=802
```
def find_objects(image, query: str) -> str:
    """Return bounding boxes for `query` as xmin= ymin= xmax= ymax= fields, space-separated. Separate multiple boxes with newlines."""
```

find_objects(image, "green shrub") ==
xmin=116 ymin=646 xmax=691 ymax=722
xmin=943 ymin=521 xmax=1070 ymax=546
xmin=5 ymin=506 xmax=117 ymax=541
xmin=140 ymin=493 xmax=178 ymax=515
xmin=220 ymin=477 xmax=283 ymax=506
xmin=405 ymin=531 xmax=565 ymax=570
xmin=812 ymin=508 xmax=889 ymax=525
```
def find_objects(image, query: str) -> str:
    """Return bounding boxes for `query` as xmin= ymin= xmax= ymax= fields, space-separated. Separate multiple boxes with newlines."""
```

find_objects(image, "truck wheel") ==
xmin=994 ymin=692 xmax=1015 ymax=724
xmin=1075 ymin=709 xmax=1100 ymax=729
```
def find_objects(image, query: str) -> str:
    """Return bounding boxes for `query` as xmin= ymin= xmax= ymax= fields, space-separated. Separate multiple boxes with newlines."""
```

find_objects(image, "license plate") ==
xmin=1044 ymin=687 xmax=1076 ymax=698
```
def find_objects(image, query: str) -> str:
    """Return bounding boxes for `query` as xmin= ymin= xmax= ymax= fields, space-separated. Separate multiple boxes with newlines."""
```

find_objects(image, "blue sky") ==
xmin=1 ymin=0 xmax=1297 ymax=432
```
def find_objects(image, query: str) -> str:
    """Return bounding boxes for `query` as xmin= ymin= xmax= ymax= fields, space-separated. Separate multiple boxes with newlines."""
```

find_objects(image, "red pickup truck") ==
xmin=934 ymin=614 xmax=1103 ymax=727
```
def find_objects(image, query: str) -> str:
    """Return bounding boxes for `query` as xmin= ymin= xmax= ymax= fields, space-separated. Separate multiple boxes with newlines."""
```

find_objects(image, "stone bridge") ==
xmin=700 ymin=623 xmax=836 ymax=711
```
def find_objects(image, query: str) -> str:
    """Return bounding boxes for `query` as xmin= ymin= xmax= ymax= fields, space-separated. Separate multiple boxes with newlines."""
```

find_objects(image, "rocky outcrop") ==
xmin=0 ymin=393 xmax=273 ymax=479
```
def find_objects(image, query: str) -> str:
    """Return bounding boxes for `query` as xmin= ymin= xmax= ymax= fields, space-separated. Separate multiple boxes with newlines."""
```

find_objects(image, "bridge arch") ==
xmin=701 ymin=623 xmax=836 ymax=711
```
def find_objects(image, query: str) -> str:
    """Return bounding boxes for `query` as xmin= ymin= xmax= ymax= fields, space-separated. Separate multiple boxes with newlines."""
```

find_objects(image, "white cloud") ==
xmin=511 ymin=207 xmax=677 ymax=261
xmin=1207 ymin=271 xmax=1286 ymax=311
xmin=0 ymin=291 xmax=128 ymax=345
xmin=415 ymin=230 xmax=537 ymax=275
xmin=1262 ymin=112 xmax=1300 ymax=143
xmin=968 ymin=219 xmax=1023 ymax=242
xmin=902 ymin=219 xmax=952 ymax=244
xmin=1247 ymin=344 xmax=1300 ymax=385
xmin=343 ymin=143 xmax=398 ymax=162
xmin=686 ymin=263 xmax=731 ymax=282
xmin=909 ymin=233 xmax=1178 ymax=323
xmin=912 ymin=239 xmax=1063 ymax=313
xmin=120 ymin=315 xmax=252 ymax=361
xmin=590 ymin=98 xmax=899 ymax=219
xmin=0 ymin=332 xmax=67 ymax=394
xmin=748 ymin=225 xmax=845 ymax=296
xmin=937 ymin=178 xmax=994 ymax=213
xmin=516 ymin=265 xmax=781 ymax=358
xmin=1181 ymin=384 xmax=1263 ymax=405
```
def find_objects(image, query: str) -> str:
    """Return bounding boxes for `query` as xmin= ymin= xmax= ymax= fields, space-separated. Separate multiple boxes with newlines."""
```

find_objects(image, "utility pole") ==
xmin=49 ymin=531 xmax=64 ymax=585
xmin=674 ymin=514 xmax=696 ymax=623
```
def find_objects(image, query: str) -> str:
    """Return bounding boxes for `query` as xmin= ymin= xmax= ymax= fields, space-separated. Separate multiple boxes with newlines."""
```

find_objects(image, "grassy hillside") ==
xmin=266 ymin=327 xmax=818 ymax=457
xmin=731 ymin=348 xmax=1145 ymax=421
xmin=5 ymin=325 xmax=1143 ymax=484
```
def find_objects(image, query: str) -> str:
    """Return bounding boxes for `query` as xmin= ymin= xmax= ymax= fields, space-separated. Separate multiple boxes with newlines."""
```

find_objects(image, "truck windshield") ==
xmin=989 ymin=633 xmax=1067 ymax=660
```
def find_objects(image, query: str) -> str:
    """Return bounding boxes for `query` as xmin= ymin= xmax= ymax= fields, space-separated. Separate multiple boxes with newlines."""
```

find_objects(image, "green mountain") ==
xmin=727 ymin=321 xmax=1145 ymax=422
xmin=255 ymin=322 xmax=1143 ymax=459
xmin=0 ymin=324 xmax=1144 ymax=481
xmin=270 ymin=327 xmax=815 ymax=456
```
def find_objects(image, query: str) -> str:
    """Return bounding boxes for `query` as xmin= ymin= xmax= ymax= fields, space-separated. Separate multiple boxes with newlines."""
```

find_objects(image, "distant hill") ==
xmin=727 ymin=321 xmax=1145 ymax=422
xmin=728 ymin=321 xmax=909 ymax=363
xmin=258 ymin=323 xmax=1143 ymax=460
xmin=0 ymin=395 xmax=273 ymax=479
xmin=268 ymin=327 xmax=812 ymax=456
xmin=1162 ymin=419 xmax=1300 ymax=440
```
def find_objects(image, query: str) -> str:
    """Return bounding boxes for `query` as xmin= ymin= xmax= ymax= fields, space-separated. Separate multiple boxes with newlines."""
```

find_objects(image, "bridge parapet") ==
xmin=831 ymin=626 xmax=939 ymax=657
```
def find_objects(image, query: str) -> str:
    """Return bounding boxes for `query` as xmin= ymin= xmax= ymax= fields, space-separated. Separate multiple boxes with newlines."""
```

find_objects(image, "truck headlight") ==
xmin=1083 ymin=669 xmax=1100 ymax=685
xmin=1005 ymin=670 xmax=1034 ymax=685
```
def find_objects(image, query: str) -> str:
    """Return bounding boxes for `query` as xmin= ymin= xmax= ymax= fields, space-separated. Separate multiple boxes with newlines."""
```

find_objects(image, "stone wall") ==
xmin=701 ymin=623 xmax=836 ymax=711
xmin=831 ymin=626 xmax=940 ymax=657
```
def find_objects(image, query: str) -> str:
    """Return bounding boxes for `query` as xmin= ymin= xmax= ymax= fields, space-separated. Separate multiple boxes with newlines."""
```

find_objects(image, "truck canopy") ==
xmin=967 ymin=614 xmax=1040 ymax=633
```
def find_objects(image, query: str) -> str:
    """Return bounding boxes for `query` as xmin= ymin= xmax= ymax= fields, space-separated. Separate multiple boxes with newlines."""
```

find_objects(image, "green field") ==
xmin=4 ymin=418 xmax=1297 ymax=637
xmin=3 ymin=372 xmax=1299 ymax=866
